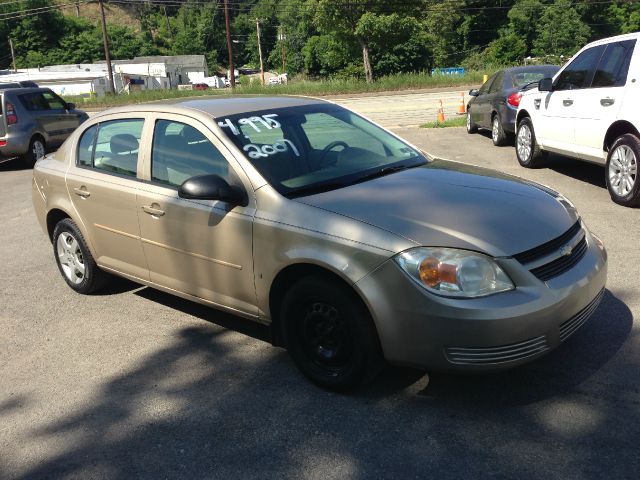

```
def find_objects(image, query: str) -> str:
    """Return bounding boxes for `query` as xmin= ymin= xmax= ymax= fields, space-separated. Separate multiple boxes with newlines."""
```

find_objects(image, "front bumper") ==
xmin=355 ymin=230 xmax=607 ymax=372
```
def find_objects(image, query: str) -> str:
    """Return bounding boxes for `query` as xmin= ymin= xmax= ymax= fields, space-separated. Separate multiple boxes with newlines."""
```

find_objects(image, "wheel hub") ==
xmin=300 ymin=302 xmax=352 ymax=369
xmin=609 ymin=144 xmax=637 ymax=196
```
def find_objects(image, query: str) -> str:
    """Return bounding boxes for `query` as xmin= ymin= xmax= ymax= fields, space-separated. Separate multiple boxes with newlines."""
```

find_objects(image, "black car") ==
xmin=466 ymin=65 xmax=559 ymax=146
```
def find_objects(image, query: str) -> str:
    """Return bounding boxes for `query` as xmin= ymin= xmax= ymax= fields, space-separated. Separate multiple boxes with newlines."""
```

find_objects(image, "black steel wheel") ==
xmin=281 ymin=276 xmax=383 ymax=391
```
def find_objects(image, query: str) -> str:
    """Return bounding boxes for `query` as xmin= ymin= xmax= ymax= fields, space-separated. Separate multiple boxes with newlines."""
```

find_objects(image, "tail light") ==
xmin=507 ymin=92 xmax=522 ymax=108
xmin=5 ymin=101 xmax=18 ymax=125
xmin=0 ymin=140 xmax=6 ymax=147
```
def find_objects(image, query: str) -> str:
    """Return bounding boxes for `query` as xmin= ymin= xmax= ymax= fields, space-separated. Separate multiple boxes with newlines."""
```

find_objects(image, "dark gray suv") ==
xmin=0 ymin=87 xmax=88 ymax=167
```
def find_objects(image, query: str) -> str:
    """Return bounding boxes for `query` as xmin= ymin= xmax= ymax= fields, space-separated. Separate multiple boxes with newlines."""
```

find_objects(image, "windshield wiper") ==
xmin=285 ymin=181 xmax=348 ymax=199
xmin=354 ymin=162 xmax=422 ymax=184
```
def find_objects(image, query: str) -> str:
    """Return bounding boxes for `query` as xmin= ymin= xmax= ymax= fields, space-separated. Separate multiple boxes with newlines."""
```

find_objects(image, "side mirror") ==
xmin=66 ymin=102 xmax=76 ymax=110
xmin=179 ymin=174 xmax=247 ymax=206
xmin=469 ymin=89 xmax=480 ymax=97
xmin=538 ymin=78 xmax=553 ymax=92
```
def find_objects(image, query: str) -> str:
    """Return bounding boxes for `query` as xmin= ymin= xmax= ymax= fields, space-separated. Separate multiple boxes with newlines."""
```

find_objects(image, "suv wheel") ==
xmin=466 ymin=109 xmax=478 ymax=134
xmin=516 ymin=117 xmax=545 ymax=168
xmin=281 ymin=276 xmax=383 ymax=391
xmin=606 ymin=134 xmax=640 ymax=207
xmin=492 ymin=114 xmax=508 ymax=146
xmin=23 ymin=136 xmax=46 ymax=168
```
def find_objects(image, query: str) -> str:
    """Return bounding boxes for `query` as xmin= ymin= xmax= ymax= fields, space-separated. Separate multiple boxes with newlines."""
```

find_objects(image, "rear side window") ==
xmin=592 ymin=40 xmax=636 ymax=88
xmin=20 ymin=93 xmax=50 ymax=111
xmin=555 ymin=45 xmax=606 ymax=91
xmin=77 ymin=119 xmax=144 ymax=177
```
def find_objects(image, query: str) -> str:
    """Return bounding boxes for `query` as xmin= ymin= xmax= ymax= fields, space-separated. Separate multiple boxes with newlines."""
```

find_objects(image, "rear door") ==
xmin=573 ymin=39 xmax=636 ymax=162
xmin=66 ymin=116 xmax=150 ymax=280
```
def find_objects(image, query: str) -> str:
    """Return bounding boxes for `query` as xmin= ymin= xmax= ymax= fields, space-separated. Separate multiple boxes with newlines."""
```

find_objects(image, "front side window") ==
xmin=151 ymin=120 xmax=230 ymax=187
xmin=592 ymin=40 xmax=636 ymax=88
xmin=478 ymin=75 xmax=495 ymax=95
xmin=488 ymin=72 xmax=505 ymax=93
xmin=218 ymin=104 xmax=426 ymax=197
xmin=555 ymin=45 xmax=606 ymax=91
xmin=77 ymin=119 xmax=144 ymax=177
xmin=42 ymin=91 xmax=66 ymax=110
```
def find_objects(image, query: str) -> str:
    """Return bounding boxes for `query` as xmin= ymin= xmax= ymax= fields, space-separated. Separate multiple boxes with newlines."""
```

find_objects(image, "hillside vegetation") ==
xmin=1 ymin=1 xmax=639 ymax=81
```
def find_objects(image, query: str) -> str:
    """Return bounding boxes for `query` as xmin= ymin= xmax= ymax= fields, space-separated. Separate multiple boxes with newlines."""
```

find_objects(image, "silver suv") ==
xmin=0 ymin=87 xmax=88 ymax=167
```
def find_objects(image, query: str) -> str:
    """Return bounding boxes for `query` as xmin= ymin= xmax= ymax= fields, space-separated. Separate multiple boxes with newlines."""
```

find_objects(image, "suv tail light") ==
xmin=507 ymin=92 xmax=522 ymax=108
xmin=0 ymin=140 xmax=6 ymax=147
xmin=5 ymin=101 xmax=18 ymax=125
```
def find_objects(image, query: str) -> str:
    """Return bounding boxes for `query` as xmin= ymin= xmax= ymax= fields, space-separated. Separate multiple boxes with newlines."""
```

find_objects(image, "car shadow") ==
xmin=546 ymin=154 xmax=606 ymax=189
xmin=0 ymin=158 xmax=27 ymax=172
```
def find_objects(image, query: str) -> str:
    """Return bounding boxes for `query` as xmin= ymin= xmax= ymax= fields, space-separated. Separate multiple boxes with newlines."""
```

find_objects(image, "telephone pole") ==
xmin=8 ymin=37 xmax=17 ymax=73
xmin=98 ymin=0 xmax=115 ymax=94
xmin=224 ymin=0 xmax=235 ymax=89
xmin=256 ymin=19 xmax=265 ymax=86
xmin=278 ymin=26 xmax=286 ymax=74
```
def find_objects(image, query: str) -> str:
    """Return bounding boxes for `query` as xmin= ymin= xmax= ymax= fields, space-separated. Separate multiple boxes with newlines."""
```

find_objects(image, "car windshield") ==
xmin=217 ymin=104 xmax=427 ymax=197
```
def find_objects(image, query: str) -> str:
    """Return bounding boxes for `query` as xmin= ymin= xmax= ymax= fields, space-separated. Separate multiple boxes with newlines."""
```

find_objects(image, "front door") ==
xmin=136 ymin=115 xmax=258 ymax=316
xmin=537 ymin=44 xmax=606 ymax=153
xmin=573 ymin=39 xmax=636 ymax=162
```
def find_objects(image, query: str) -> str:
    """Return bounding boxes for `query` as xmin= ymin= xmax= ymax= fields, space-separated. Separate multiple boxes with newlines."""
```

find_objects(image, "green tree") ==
xmin=533 ymin=0 xmax=590 ymax=58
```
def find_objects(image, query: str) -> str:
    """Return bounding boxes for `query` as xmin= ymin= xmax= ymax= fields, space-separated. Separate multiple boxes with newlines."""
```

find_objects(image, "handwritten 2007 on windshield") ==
xmin=217 ymin=114 xmax=300 ymax=160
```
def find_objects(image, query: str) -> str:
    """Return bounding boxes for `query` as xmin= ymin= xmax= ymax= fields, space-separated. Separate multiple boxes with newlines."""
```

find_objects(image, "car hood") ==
xmin=294 ymin=160 xmax=579 ymax=257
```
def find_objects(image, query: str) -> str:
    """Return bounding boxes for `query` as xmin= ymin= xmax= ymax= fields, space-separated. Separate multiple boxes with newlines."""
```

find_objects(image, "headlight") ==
xmin=395 ymin=247 xmax=514 ymax=298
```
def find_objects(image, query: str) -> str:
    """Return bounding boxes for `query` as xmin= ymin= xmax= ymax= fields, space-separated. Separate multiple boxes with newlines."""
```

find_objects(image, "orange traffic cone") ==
xmin=437 ymin=99 xmax=446 ymax=123
xmin=458 ymin=92 xmax=466 ymax=114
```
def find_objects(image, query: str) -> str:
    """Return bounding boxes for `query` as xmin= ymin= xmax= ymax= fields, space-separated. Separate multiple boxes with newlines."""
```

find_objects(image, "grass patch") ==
xmin=63 ymin=71 xmax=487 ymax=109
xmin=420 ymin=116 xmax=467 ymax=128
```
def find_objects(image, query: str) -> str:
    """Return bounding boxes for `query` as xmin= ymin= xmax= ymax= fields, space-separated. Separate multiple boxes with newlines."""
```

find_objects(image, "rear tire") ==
xmin=22 ymin=136 xmax=46 ymax=168
xmin=281 ymin=276 xmax=383 ymax=392
xmin=516 ymin=117 xmax=546 ymax=168
xmin=52 ymin=218 xmax=110 ymax=294
xmin=491 ymin=114 xmax=508 ymax=146
xmin=605 ymin=134 xmax=640 ymax=207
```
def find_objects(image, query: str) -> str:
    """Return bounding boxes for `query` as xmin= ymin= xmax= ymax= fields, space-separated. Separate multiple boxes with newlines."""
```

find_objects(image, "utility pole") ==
xmin=75 ymin=2 xmax=80 ymax=17
xmin=256 ymin=19 xmax=265 ymax=86
xmin=163 ymin=6 xmax=173 ymax=40
xmin=278 ymin=26 xmax=286 ymax=74
xmin=98 ymin=0 xmax=115 ymax=94
xmin=223 ymin=0 xmax=235 ymax=89
xmin=8 ymin=37 xmax=17 ymax=73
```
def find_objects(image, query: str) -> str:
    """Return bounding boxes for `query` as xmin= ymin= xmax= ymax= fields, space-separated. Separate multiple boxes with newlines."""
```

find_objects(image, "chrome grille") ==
xmin=445 ymin=335 xmax=549 ymax=365
xmin=559 ymin=288 xmax=605 ymax=342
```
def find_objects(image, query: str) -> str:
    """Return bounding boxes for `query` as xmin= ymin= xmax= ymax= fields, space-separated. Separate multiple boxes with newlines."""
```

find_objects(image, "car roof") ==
xmin=0 ymin=87 xmax=53 ymax=95
xmin=96 ymin=95 xmax=329 ymax=119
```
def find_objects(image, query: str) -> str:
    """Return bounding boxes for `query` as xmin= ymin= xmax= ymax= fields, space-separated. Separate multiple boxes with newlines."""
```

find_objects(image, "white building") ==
xmin=0 ymin=55 xmax=209 ymax=97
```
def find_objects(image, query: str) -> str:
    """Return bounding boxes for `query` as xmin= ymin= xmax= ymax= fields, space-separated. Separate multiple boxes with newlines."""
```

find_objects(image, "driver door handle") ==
xmin=600 ymin=97 xmax=615 ymax=107
xmin=142 ymin=205 xmax=165 ymax=217
xmin=73 ymin=187 xmax=90 ymax=198
xmin=563 ymin=99 xmax=574 ymax=106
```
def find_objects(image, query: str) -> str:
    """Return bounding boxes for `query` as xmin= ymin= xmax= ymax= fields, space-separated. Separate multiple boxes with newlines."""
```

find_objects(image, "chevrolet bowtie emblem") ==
xmin=559 ymin=244 xmax=573 ymax=257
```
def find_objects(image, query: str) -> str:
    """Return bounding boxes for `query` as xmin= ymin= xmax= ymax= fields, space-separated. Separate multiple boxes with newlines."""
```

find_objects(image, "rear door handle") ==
xmin=600 ymin=97 xmax=615 ymax=107
xmin=73 ymin=187 xmax=90 ymax=198
xmin=142 ymin=205 xmax=165 ymax=217
xmin=563 ymin=99 xmax=573 ymax=106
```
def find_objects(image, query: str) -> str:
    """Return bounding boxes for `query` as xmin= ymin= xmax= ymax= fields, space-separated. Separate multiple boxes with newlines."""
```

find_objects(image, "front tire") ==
xmin=606 ymin=134 xmax=640 ymax=207
xmin=52 ymin=218 xmax=109 ymax=294
xmin=281 ymin=276 xmax=383 ymax=392
xmin=491 ymin=114 xmax=508 ymax=146
xmin=466 ymin=109 xmax=478 ymax=134
xmin=22 ymin=136 xmax=46 ymax=168
xmin=516 ymin=117 xmax=546 ymax=168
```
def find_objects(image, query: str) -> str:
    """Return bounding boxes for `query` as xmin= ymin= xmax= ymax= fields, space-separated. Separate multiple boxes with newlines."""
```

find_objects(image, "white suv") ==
xmin=516 ymin=33 xmax=640 ymax=206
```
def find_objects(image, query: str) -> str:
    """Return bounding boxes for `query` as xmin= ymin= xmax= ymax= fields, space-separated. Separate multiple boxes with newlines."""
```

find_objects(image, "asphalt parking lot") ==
xmin=1 ymin=126 xmax=639 ymax=479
